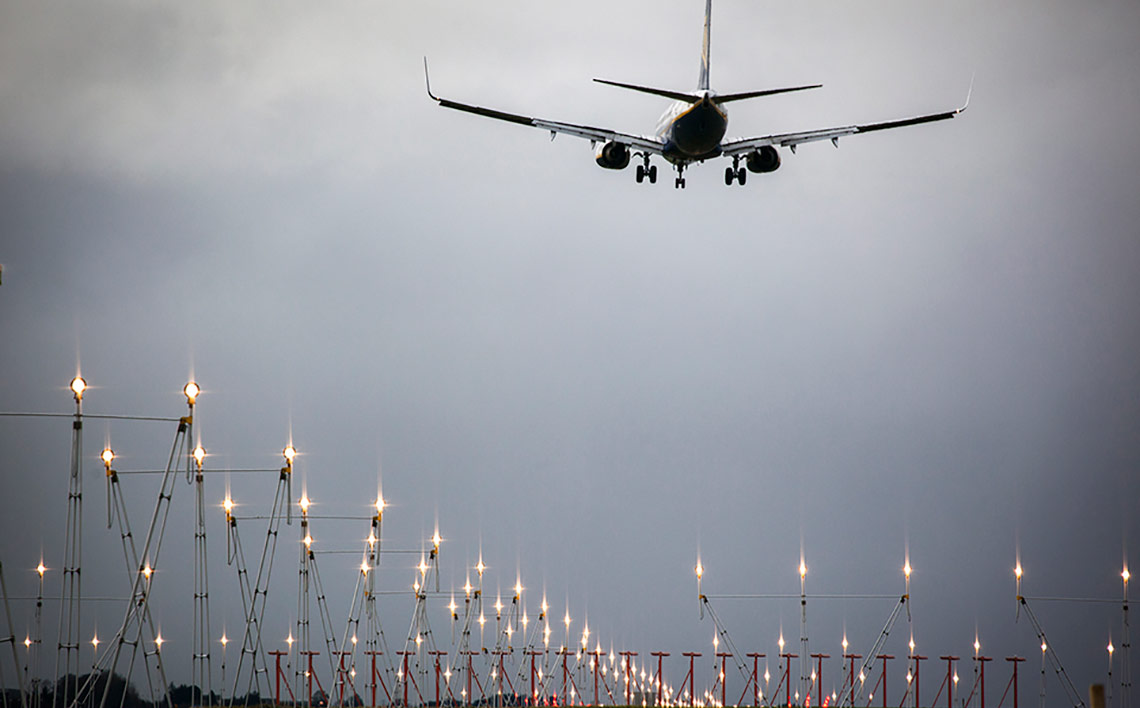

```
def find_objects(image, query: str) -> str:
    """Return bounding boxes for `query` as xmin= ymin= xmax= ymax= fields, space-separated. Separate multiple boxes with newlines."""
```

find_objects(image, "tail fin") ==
xmin=698 ymin=0 xmax=712 ymax=91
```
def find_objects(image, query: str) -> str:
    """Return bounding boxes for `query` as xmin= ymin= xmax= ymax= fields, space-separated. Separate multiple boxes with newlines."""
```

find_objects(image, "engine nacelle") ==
xmin=745 ymin=146 xmax=781 ymax=174
xmin=594 ymin=141 xmax=631 ymax=170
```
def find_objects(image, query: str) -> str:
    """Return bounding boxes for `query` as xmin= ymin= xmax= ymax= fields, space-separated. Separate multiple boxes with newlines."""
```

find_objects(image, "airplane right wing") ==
xmin=425 ymin=60 xmax=665 ymax=155
xmin=720 ymin=90 xmax=970 ymax=157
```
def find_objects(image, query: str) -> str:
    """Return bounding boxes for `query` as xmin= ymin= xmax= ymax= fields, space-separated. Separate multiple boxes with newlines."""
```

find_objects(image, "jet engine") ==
xmin=594 ymin=141 xmax=631 ymax=170
xmin=745 ymin=146 xmax=781 ymax=173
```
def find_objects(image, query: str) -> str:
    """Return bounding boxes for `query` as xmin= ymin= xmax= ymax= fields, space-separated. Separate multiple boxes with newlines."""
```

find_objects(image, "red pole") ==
xmin=811 ymin=654 xmax=830 ymax=708
xmin=399 ymin=651 xmax=411 ymax=707
xmin=746 ymin=653 xmax=766 ymax=707
xmin=876 ymin=655 xmax=895 ymax=708
xmin=597 ymin=652 xmax=606 ymax=706
xmin=653 ymin=652 xmax=671 ymax=707
xmin=1005 ymin=658 xmax=1025 ymax=708
xmin=683 ymin=653 xmax=702 ymax=706
xmin=529 ymin=651 xmax=542 ymax=704
xmin=977 ymin=657 xmax=992 ymax=708
xmin=620 ymin=652 xmax=638 ymax=705
xmin=844 ymin=654 xmax=862 ymax=707
xmin=781 ymin=654 xmax=798 ymax=707
xmin=717 ymin=653 xmax=732 ymax=707
xmin=269 ymin=651 xmax=288 ymax=706
xmin=940 ymin=656 xmax=959 ymax=708
xmin=909 ymin=655 xmax=927 ymax=708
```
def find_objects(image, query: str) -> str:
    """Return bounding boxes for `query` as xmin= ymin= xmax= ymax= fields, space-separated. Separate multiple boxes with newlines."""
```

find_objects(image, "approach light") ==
xmin=695 ymin=561 xmax=704 ymax=579
xmin=299 ymin=495 xmax=311 ymax=514
xmin=91 ymin=635 xmax=99 ymax=650
xmin=221 ymin=634 xmax=229 ymax=647
xmin=37 ymin=562 xmax=46 ymax=577
xmin=193 ymin=445 xmax=205 ymax=468
xmin=800 ymin=561 xmax=808 ymax=579
xmin=904 ymin=562 xmax=912 ymax=579
xmin=476 ymin=559 xmax=486 ymax=576
xmin=432 ymin=530 xmax=442 ymax=550
xmin=70 ymin=376 xmax=87 ymax=401
xmin=102 ymin=449 xmax=115 ymax=468
xmin=224 ymin=497 xmax=234 ymax=516
xmin=183 ymin=381 xmax=199 ymax=405
xmin=1015 ymin=564 xmax=1023 ymax=580
xmin=283 ymin=446 xmax=296 ymax=464
xmin=1124 ymin=568 xmax=1131 ymax=584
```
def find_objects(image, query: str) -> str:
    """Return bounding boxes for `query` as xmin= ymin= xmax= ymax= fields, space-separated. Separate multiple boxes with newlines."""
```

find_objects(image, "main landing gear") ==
xmin=635 ymin=153 xmax=657 ymax=184
xmin=724 ymin=156 xmax=747 ymax=186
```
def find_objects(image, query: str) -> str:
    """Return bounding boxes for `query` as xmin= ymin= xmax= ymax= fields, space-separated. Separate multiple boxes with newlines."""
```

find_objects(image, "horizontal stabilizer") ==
xmin=716 ymin=84 xmax=822 ymax=103
xmin=592 ymin=78 xmax=699 ymax=103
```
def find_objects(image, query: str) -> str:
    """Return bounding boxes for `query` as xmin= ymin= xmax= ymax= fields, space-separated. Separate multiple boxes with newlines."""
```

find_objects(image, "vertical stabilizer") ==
xmin=698 ymin=0 xmax=712 ymax=91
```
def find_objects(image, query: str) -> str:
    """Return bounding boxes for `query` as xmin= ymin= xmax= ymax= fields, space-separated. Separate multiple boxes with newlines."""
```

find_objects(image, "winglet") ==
xmin=958 ymin=71 xmax=975 ymax=114
xmin=424 ymin=57 xmax=440 ymax=102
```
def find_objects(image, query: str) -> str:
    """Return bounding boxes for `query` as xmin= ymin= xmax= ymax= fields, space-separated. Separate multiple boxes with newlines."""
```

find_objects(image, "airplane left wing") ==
xmin=721 ymin=93 xmax=969 ymax=156
xmin=425 ymin=60 xmax=665 ymax=155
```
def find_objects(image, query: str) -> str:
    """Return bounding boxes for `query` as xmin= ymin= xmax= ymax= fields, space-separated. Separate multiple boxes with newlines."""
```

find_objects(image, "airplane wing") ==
xmin=720 ymin=94 xmax=969 ymax=156
xmin=425 ymin=60 xmax=665 ymax=155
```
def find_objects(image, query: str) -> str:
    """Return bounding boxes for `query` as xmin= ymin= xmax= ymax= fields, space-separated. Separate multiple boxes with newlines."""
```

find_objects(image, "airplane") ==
xmin=425 ymin=0 xmax=969 ymax=189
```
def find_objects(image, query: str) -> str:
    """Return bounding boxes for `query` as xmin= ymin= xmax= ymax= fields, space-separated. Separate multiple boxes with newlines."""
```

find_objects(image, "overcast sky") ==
xmin=2 ymin=0 xmax=1138 ymax=703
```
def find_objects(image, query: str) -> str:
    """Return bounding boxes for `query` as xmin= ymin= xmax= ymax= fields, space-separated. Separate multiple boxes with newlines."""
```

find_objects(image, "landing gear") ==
xmin=635 ymin=154 xmax=657 ymax=184
xmin=674 ymin=163 xmax=687 ymax=189
xmin=725 ymin=157 xmax=747 ymax=186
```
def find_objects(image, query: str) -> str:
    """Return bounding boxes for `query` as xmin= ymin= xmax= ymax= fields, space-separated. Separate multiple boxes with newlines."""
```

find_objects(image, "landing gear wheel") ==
xmin=648 ymin=165 xmax=657 ymax=184
xmin=737 ymin=168 xmax=747 ymax=185
xmin=725 ymin=166 xmax=735 ymax=186
xmin=674 ymin=177 xmax=686 ymax=189
xmin=636 ymin=164 xmax=645 ymax=183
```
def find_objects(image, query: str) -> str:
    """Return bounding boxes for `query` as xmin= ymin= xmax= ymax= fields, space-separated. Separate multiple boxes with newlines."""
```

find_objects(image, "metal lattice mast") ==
xmin=98 ymin=447 xmax=172 ymax=706
xmin=363 ymin=495 xmax=396 ymax=707
xmin=83 ymin=382 xmax=198 ymax=708
xmin=1122 ymin=567 xmax=1131 ymax=708
xmin=228 ymin=446 xmax=294 ymax=705
xmin=191 ymin=442 xmax=213 ymax=708
xmin=53 ymin=377 xmax=86 ymax=708
xmin=2 ymin=560 xmax=30 ymax=708
xmin=296 ymin=494 xmax=314 ymax=702
xmin=30 ymin=561 xmax=46 ymax=708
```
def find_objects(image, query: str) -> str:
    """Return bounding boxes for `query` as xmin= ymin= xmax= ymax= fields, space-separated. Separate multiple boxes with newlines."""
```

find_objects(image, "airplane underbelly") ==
xmin=669 ymin=105 xmax=727 ymax=157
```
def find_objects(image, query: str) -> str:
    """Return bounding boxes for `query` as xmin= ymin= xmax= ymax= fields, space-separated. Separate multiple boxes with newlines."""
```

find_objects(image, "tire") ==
xmin=636 ymin=165 xmax=645 ymax=183
xmin=648 ymin=165 xmax=658 ymax=183
xmin=725 ymin=167 xmax=735 ymax=185
xmin=737 ymin=169 xmax=747 ymax=186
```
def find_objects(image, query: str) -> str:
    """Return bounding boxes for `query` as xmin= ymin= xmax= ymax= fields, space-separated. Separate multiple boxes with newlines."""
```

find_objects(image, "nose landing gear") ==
xmin=674 ymin=163 xmax=687 ymax=189
xmin=724 ymin=156 xmax=747 ymax=186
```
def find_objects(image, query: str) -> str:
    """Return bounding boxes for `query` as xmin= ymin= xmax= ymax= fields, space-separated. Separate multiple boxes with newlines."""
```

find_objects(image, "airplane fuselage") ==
xmin=656 ymin=93 xmax=727 ymax=163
